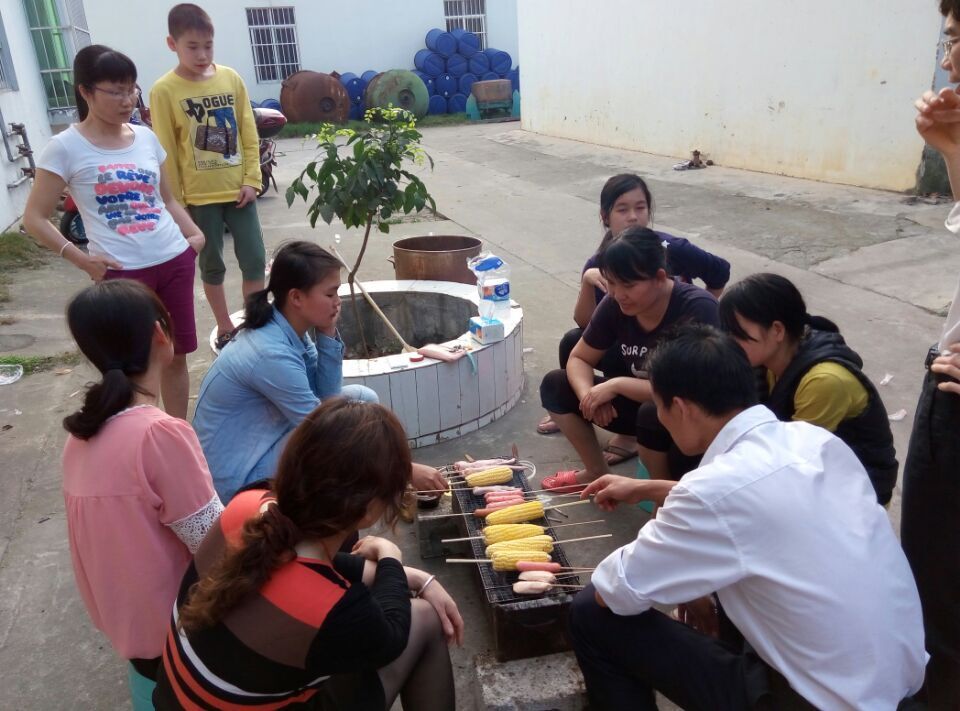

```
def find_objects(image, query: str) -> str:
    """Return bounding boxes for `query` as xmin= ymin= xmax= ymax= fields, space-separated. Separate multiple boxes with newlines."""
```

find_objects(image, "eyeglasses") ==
xmin=92 ymin=85 xmax=141 ymax=101
xmin=942 ymin=37 xmax=958 ymax=53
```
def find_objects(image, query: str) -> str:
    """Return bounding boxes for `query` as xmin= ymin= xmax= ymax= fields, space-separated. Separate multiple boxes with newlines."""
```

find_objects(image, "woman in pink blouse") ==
xmin=61 ymin=279 xmax=222 ymax=709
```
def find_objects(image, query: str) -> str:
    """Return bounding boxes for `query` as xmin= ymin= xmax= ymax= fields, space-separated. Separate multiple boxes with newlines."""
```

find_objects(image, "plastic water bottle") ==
xmin=468 ymin=253 xmax=511 ymax=321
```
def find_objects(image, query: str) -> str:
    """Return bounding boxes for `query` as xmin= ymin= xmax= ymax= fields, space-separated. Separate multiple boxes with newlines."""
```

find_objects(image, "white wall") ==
xmin=486 ymin=0 xmax=519 ymax=65
xmin=0 ymin=1 xmax=58 ymax=230
xmin=518 ymin=0 xmax=941 ymax=191
xmin=86 ymin=0 xmax=519 ymax=105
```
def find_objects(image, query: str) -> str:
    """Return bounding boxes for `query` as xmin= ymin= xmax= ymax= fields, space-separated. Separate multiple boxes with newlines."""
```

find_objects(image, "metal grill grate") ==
xmin=451 ymin=472 xmax=581 ymax=605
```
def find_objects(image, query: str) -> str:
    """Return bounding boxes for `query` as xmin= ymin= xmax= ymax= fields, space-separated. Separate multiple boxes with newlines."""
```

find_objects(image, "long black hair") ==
xmin=73 ymin=45 xmax=138 ymax=121
xmin=63 ymin=280 xmax=171 ymax=440
xmin=596 ymin=226 xmax=670 ymax=283
xmin=598 ymin=174 xmax=655 ymax=252
xmin=241 ymin=241 xmax=342 ymax=330
xmin=719 ymin=273 xmax=838 ymax=342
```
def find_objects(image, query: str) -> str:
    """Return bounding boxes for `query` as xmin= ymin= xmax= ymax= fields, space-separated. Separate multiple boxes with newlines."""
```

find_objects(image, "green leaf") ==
xmin=319 ymin=202 xmax=335 ymax=225
xmin=378 ymin=221 xmax=390 ymax=233
xmin=285 ymin=184 xmax=297 ymax=207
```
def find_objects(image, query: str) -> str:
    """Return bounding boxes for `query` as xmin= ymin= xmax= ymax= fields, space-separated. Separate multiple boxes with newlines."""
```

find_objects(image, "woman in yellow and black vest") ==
xmin=719 ymin=273 xmax=897 ymax=505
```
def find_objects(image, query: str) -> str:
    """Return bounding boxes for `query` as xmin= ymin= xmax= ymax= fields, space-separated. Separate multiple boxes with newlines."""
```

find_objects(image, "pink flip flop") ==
xmin=541 ymin=470 xmax=587 ymax=494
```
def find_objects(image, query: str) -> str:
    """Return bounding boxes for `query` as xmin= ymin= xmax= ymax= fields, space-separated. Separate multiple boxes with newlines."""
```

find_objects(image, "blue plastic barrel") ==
xmin=250 ymin=100 xmax=260 ymax=109
xmin=361 ymin=70 xmax=378 ymax=83
xmin=484 ymin=48 xmax=512 ymax=75
xmin=260 ymin=98 xmax=281 ymax=111
xmin=458 ymin=72 xmax=477 ymax=96
xmin=468 ymin=51 xmax=490 ymax=75
xmin=414 ymin=49 xmax=445 ymax=77
xmin=481 ymin=71 xmax=499 ymax=81
xmin=413 ymin=70 xmax=437 ymax=96
xmin=339 ymin=72 xmax=366 ymax=103
xmin=451 ymin=28 xmax=480 ymax=57
xmin=445 ymin=53 xmax=468 ymax=77
xmin=435 ymin=73 xmax=457 ymax=98
xmin=508 ymin=67 xmax=520 ymax=93
xmin=348 ymin=103 xmax=365 ymax=121
xmin=428 ymin=94 xmax=448 ymax=115
xmin=425 ymin=28 xmax=457 ymax=57
xmin=447 ymin=93 xmax=468 ymax=114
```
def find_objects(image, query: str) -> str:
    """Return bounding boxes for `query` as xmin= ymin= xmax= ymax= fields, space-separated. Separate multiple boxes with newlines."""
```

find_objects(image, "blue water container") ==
xmin=361 ymin=70 xmax=378 ymax=83
xmin=508 ymin=67 xmax=520 ymax=93
xmin=250 ymin=100 xmax=260 ymax=109
xmin=425 ymin=28 xmax=457 ymax=57
xmin=339 ymin=72 xmax=366 ymax=103
xmin=414 ymin=49 xmax=445 ymax=77
xmin=451 ymin=28 xmax=480 ymax=57
xmin=484 ymin=48 xmax=512 ymax=75
xmin=468 ymin=52 xmax=490 ymax=75
xmin=458 ymin=72 xmax=477 ymax=96
xmin=260 ymin=98 xmax=281 ymax=111
xmin=413 ymin=70 xmax=437 ymax=96
xmin=435 ymin=73 xmax=457 ymax=98
xmin=428 ymin=94 xmax=448 ymax=115
xmin=481 ymin=71 xmax=499 ymax=81
xmin=348 ymin=103 xmax=365 ymax=121
xmin=447 ymin=93 xmax=468 ymax=114
xmin=445 ymin=53 xmax=468 ymax=77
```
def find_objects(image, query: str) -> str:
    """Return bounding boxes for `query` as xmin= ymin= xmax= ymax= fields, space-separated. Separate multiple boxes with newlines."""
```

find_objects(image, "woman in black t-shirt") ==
xmin=540 ymin=227 xmax=720 ymax=492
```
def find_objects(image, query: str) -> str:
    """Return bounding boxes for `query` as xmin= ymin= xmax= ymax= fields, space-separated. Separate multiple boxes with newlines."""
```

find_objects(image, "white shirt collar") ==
xmin=700 ymin=404 xmax=779 ymax=466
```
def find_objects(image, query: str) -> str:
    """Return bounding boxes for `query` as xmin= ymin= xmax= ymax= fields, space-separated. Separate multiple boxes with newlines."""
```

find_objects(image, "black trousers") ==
xmin=568 ymin=586 xmax=818 ymax=711
xmin=901 ymin=370 xmax=960 ymax=709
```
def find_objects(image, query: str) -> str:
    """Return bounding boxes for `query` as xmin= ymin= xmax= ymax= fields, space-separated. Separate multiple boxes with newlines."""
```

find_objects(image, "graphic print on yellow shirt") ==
xmin=179 ymin=93 xmax=241 ymax=170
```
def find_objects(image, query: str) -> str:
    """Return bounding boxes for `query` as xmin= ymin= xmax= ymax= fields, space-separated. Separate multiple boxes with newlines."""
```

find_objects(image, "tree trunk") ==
xmin=347 ymin=215 xmax=374 ymax=356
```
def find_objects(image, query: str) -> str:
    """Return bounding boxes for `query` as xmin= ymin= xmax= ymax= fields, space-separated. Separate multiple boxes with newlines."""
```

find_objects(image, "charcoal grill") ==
xmin=450 ymin=470 xmax=582 ymax=662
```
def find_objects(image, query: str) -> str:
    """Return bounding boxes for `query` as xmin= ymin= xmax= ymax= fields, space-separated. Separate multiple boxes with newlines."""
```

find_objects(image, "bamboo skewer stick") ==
xmin=440 ymin=519 xmax=605 ymax=543
xmin=445 ymin=559 xmax=595 ymax=571
xmin=419 ymin=498 xmax=591 ymax=521
xmin=330 ymin=246 xmax=416 ymax=353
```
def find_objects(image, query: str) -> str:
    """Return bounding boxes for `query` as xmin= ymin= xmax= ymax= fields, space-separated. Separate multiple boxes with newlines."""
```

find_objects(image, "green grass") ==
xmin=278 ymin=112 xmax=470 ymax=139
xmin=0 ymin=231 xmax=47 ymax=303
xmin=0 ymin=351 xmax=81 ymax=375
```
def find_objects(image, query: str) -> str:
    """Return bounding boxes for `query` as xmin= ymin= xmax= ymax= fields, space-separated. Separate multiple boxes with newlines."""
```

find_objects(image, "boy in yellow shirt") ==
xmin=150 ymin=3 xmax=264 ymax=348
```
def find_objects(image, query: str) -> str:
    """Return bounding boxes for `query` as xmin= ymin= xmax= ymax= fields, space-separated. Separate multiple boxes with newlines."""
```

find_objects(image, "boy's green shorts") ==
xmin=188 ymin=201 xmax=266 ymax=285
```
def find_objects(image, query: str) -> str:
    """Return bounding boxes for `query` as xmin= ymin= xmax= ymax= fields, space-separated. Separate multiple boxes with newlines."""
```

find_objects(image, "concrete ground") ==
xmin=0 ymin=122 xmax=953 ymax=709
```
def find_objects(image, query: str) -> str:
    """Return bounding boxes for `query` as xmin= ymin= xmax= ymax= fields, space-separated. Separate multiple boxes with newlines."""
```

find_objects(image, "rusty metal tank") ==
xmin=364 ymin=69 xmax=430 ymax=119
xmin=280 ymin=70 xmax=350 ymax=124
xmin=390 ymin=235 xmax=483 ymax=285
xmin=471 ymin=79 xmax=513 ymax=104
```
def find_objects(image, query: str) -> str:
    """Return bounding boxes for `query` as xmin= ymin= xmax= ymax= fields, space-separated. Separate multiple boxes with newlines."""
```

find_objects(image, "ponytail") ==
xmin=237 ymin=241 xmax=341 ymax=333
xmin=806 ymin=314 xmax=840 ymax=334
xmin=178 ymin=504 xmax=301 ymax=633
xmin=62 ymin=280 xmax=171 ymax=440
xmin=240 ymin=287 xmax=273 ymax=330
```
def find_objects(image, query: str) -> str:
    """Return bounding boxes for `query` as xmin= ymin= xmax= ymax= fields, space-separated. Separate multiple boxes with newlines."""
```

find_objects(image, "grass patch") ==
xmin=0 ymin=231 xmax=47 ymax=303
xmin=279 ymin=113 xmax=470 ymax=139
xmin=0 ymin=350 xmax=81 ymax=376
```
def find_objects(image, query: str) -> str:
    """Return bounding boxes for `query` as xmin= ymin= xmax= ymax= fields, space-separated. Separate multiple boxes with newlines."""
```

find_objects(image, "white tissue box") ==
xmin=469 ymin=316 xmax=505 ymax=344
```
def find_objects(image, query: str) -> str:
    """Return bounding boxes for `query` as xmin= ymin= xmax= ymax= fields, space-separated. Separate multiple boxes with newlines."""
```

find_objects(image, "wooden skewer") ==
xmin=489 ymin=572 xmax=585 ymax=588
xmin=554 ymin=533 xmax=612 ymax=545
xmin=445 ymin=559 xmax=595 ymax=571
xmin=419 ymin=498 xmax=591 ymax=521
xmin=440 ymin=519 xmax=605 ymax=543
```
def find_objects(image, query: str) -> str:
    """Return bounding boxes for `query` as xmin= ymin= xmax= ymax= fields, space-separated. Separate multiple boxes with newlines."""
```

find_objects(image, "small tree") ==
xmin=286 ymin=106 xmax=436 ymax=355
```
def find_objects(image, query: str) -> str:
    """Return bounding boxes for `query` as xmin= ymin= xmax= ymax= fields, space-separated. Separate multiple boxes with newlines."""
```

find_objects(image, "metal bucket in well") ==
xmin=391 ymin=235 xmax=482 ymax=285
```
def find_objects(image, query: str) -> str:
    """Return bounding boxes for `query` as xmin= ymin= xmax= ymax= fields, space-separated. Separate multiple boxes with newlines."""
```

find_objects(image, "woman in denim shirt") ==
xmin=192 ymin=241 xmax=381 ymax=502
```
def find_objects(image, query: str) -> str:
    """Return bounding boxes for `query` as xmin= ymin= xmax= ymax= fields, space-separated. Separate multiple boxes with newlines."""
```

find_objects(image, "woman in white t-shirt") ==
xmin=24 ymin=45 xmax=204 ymax=419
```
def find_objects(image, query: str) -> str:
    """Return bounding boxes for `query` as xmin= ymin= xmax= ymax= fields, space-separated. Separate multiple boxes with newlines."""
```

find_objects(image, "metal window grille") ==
xmin=444 ymin=0 xmax=487 ymax=50
xmin=246 ymin=7 xmax=300 ymax=83
xmin=23 ymin=0 xmax=90 ymax=116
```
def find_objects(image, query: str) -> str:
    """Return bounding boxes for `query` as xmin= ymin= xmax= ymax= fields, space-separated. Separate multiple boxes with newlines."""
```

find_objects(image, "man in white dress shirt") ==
xmin=571 ymin=325 xmax=926 ymax=710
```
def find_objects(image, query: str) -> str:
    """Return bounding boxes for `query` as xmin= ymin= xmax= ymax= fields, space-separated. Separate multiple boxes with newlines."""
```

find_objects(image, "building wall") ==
xmin=0 ymin=2 xmax=59 ymax=230
xmin=85 ymin=1 xmax=519 ymax=105
xmin=517 ymin=0 xmax=941 ymax=191
xmin=486 ymin=0 xmax=519 ymax=64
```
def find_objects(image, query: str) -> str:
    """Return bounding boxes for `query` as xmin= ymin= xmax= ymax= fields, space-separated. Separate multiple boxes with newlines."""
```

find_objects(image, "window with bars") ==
xmin=246 ymin=7 xmax=300 ymax=83
xmin=444 ymin=0 xmax=487 ymax=50
xmin=24 ymin=0 xmax=90 ymax=117
xmin=0 ymin=14 xmax=17 ymax=92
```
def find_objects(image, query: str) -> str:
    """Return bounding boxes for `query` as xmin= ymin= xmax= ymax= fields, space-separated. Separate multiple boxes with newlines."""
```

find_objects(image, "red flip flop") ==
xmin=541 ymin=470 xmax=587 ymax=494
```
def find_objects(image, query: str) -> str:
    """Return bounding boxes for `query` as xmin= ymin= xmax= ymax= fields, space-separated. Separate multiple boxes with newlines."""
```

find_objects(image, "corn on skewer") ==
xmin=420 ymin=498 xmax=589 ymax=521
xmin=440 ymin=519 xmax=605 ymax=543
xmin=485 ymin=532 xmax=612 ymax=558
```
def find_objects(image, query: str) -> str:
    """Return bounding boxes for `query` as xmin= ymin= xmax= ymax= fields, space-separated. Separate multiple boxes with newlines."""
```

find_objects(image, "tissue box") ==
xmin=469 ymin=316 xmax=504 ymax=344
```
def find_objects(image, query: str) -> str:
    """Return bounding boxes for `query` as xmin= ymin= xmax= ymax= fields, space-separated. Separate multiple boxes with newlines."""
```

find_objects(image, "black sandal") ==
xmin=214 ymin=331 xmax=235 ymax=351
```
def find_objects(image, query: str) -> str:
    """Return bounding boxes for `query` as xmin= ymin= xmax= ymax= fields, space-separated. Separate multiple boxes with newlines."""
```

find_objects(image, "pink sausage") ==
xmin=485 ymin=492 xmax=527 ymax=502
xmin=515 ymin=561 xmax=563 ymax=573
xmin=485 ymin=498 xmax=526 ymax=510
